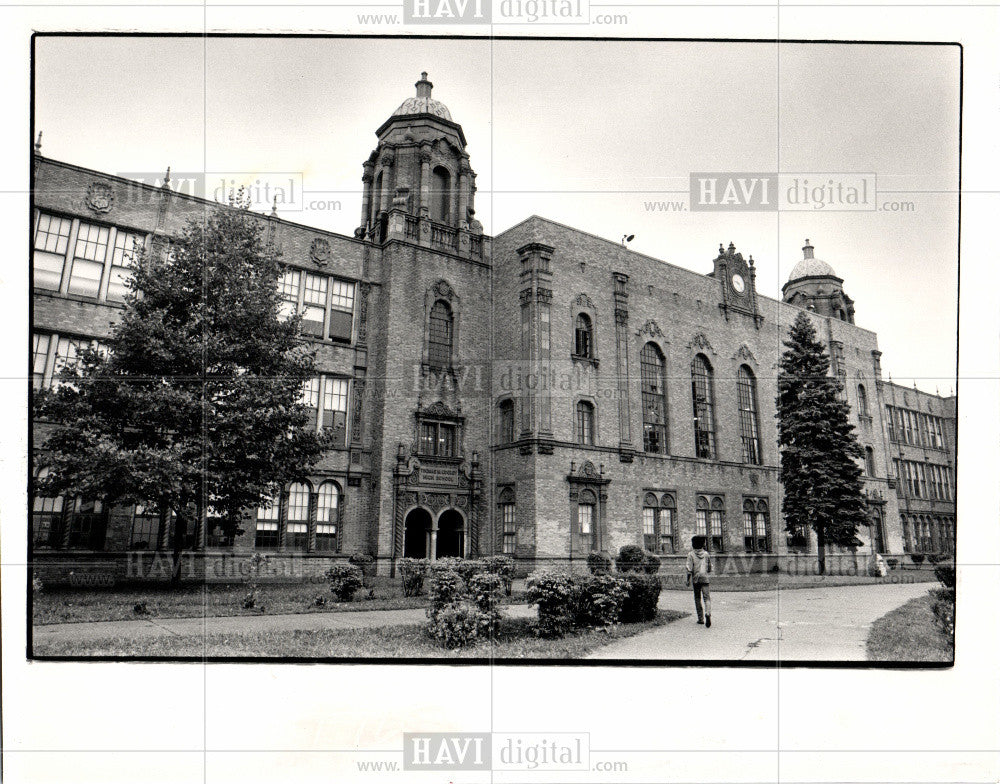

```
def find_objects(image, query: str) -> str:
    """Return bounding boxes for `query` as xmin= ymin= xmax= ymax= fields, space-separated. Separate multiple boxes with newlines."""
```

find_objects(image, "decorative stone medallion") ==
xmin=85 ymin=182 xmax=114 ymax=213
xmin=309 ymin=237 xmax=331 ymax=266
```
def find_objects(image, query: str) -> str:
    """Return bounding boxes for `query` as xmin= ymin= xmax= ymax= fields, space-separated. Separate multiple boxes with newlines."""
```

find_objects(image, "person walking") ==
xmin=686 ymin=535 xmax=712 ymax=627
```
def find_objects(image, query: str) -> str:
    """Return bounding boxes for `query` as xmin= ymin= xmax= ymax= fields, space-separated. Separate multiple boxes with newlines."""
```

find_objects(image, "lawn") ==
xmin=33 ymin=579 xmax=529 ymax=625
xmin=658 ymin=571 xmax=940 ymax=592
xmin=866 ymin=592 xmax=954 ymax=662
xmin=33 ymin=610 xmax=687 ymax=658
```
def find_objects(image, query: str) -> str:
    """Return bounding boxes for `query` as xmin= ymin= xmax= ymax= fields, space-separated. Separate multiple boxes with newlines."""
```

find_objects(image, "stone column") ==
xmin=419 ymin=148 xmax=431 ymax=217
xmin=361 ymin=162 xmax=374 ymax=230
xmin=429 ymin=526 xmax=438 ymax=562
xmin=458 ymin=161 xmax=470 ymax=229
xmin=378 ymin=153 xmax=393 ymax=217
xmin=613 ymin=273 xmax=634 ymax=459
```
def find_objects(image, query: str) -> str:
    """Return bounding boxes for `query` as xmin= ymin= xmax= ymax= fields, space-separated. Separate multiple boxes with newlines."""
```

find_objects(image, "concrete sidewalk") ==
xmin=587 ymin=581 xmax=933 ymax=661
xmin=33 ymin=604 xmax=537 ymax=645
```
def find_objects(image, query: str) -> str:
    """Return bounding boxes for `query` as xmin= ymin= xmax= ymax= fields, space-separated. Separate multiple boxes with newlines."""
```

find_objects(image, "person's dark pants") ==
xmin=693 ymin=581 xmax=711 ymax=621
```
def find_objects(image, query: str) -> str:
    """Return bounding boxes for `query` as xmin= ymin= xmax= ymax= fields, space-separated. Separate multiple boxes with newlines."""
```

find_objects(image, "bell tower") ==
xmin=358 ymin=73 xmax=481 ymax=242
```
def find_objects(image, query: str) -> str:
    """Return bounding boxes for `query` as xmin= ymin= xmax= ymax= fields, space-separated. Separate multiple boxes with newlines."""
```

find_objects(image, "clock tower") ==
xmin=711 ymin=241 xmax=762 ymax=327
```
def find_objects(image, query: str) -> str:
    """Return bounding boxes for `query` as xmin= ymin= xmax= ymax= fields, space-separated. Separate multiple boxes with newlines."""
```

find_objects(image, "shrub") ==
xmin=327 ymin=563 xmax=364 ymax=602
xmin=935 ymin=564 xmax=956 ymax=590
xmin=483 ymin=555 xmax=515 ymax=596
xmin=619 ymin=573 xmax=661 ymax=623
xmin=432 ymin=557 xmax=486 ymax=583
xmin=911 ymin=553 xmax=926 ymax=567
xmin=398 ymin=558 xmax=428 ymax=597
xmin=427 ymin=603 xmax=481 ymax=649
xmin=615 ymin=544 xmax=647 ymax=573
xmin=427 ymin=567 xmax=466 ymax=614
xmin=133 ymin=601 xmax=150 ymax=616
xmin=348 ymin=552 xmax=376 ymax=588
xmin=526 ymin=571 xmax=576 ymax=638
xmin=574 ymin=574 xmax=627 ymax=628
xmin=642 ymin=550 xmax=662 ymax=574
xmin=468 ymin=573 xmax=505 ymax=637
xmin=587 ymin=551 xmax=613 ymax=576
xmin=242 ymin=553 xmax=269 ymax=609
xmin=930 ymin=587 xmax=955 ymax=638
xmin=32 ymin=576 xmax=43 ymax=594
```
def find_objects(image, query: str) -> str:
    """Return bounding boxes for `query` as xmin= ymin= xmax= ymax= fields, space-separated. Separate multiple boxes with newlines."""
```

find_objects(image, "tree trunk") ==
xmin=171 ymin=510 xmax=187 ymax=584
xmin=816 ymin=524 xmax=826 ymax=576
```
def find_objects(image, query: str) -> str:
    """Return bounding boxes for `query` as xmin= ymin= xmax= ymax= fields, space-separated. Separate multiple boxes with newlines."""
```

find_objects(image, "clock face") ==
xmin=731 ymin=273 xmax=747 ymax=294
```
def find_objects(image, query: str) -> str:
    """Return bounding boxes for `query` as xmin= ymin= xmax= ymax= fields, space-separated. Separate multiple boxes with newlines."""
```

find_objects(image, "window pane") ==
xmin=328 ymin=308 xmax=353 ymax=342
xmin=438 ymin=424 xmax=455 ymax=456
xmin=32 ymin=333 xmax=51 ymax=389
xmin=112 ymin=231 xmax=144 ymax=266
xmin=691 ymin=355 xmax=716 ymax=459
xmin=428 ymin=301 xmax=453 ymax=369
xmin=420 ymin=423 xmax=436 ymax=454
xmin=287 ymin=483 xmax=310 ymax=522
xmin=640 ymin=343 xmax=667 ymax=454
xmin=578 ymin=504 xmax=593 ymax=534
xmin=33 ymin=251 xmax=65 ymax=290
xmin=34 ymin=213 xmax=72 ymax=254
xmin=304 ymin=273 xmax=328 ymax=306
xmin=737 ymin=366 xmax=761 ymax=464
xmin=74 ymin=222 xmax=110 ymax=261
xmin=330 ymin=279 xmax=355 ymax=311
xmin=316 ymin=482 xmax=339 ymax=525
xmin=301 ymin=304 xmax=325 ymax=336
xmin=68 ymin=258 xmax=104 ymax=297
xmin=107 ymin=265 xmax=132 ymax=302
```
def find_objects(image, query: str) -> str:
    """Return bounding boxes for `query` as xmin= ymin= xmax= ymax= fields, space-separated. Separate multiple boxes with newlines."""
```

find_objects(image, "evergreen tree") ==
xmin=777 ymin=311 xmax=869 ymax=574
xmin=34 ymin=194 xmax=332 ymax=581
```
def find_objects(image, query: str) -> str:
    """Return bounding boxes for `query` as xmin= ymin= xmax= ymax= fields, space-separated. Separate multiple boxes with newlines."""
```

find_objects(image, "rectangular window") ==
xmin=32 ymin=484 xmax=64 ymax=548
xmin=420 ymin=422 xmax=436 ymax=455
xmin=660 ymin=508 xmax=675 ymax=554
xmin=501 ymin=502 xmax=516 ymax=555
xmin=32 ymin=333 xmax=51 ymax=389
xmin=315 ymin=524 xmax=337 ymax=551
xmin=34 ymin=213 xmax=73 ymax=290
xmin=885 ymin=406 xmax=896 ymax=441
xmin=65 ymin=498 xmax=105 ymax=549
xmin=69 ymin=222 xmax=110 ymax=297
xmin=255 ymin=500 xmax=280 ymax=549
xmin=438 ymin=423 xmax=456 ymax=457
xmin=108 ymin=231 xmax=144 ymax=301
xmin=578 ymin=504 xmax=593 ymax=535
xmin=321 ymin=376 xmax=349 ymax=445
xmin=709 ymin=510 xmax=724 ymax=553
xmin=301 ymin=273 xmax=328 ymax=336
xmin=300 ymin=376 xmax=320 ymax=429
xmin=418 ymin=421 xmax=458 ymax=457
xmin=328 ymin=279 xmax=355 ymax=341
xmin=279 ymin=269 xmax=301 ymax=320
xmin=130 ymin=505 xmax=162 ymax=550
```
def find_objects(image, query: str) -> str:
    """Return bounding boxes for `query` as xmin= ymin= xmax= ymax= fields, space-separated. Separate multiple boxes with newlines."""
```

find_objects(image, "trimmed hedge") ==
xmin=482 ymin=555 xmax=515 ymax=596
xmin=526 ymin=571 xmax=577 ymax=638
xmin=326 ymin=564 xmax=364 ymax=602
xmin=526 ymin=569 xmax=661 ymax=637
xmin=616 ymin=545 xmax=661 ymax=574
xmin=587 ymin=551 xmax=613 ymax=575
xmin=574 ymin=574 xmax=628 ymax=628
xmin=619 ymin=573 xmax=662 ymax=623
xmin=425 ymin=566 xmax=507 ymax=648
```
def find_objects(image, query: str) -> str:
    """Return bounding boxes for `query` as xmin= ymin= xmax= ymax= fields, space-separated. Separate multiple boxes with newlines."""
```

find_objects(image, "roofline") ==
xmin=33 ymin=154 xmax=365 ymax=245
xmin=375 ymin=113 xmax=467 ymax=147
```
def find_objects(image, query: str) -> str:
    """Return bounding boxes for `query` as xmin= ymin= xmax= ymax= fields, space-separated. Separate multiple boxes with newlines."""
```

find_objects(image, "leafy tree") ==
xmin=777 ymin=311 xmax=868 ymax=574
xmin=34 ymin=194 xmax=332 ymax=581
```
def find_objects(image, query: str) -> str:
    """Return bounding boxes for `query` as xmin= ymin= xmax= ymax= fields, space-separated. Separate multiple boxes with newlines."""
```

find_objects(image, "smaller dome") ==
xmin=788 ymin=239 xmax=836 ymax=281
xmin=391 ymin=72 xmax=452 ymax=121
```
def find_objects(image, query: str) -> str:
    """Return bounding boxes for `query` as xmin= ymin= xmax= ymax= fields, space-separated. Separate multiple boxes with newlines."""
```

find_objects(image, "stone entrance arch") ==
xmin=436 ymin=508 xmax=465 ymax=559
xmin=403 ymin=507 xmax=433 ymax=558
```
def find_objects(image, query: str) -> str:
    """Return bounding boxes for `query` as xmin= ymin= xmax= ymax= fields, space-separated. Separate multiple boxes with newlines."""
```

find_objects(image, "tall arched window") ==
xmin=737 ymin=365 xmax=761 ymax=465
xmin=286 ymin=482 xmax=310 ymax=550
xmin=315 ymin=481 xmax=339 ymax=552
xmin=498 ymin=487 xmax=516 ymax=555
xmin=498 ymin=398 xmax=515 ymax=444
xmin=431 ymin=166 xmax=451 ymax=223
xmin=864 ymin=446 xmax=876 ymax=477
xmin=695 ymin=494 xmax=725 ymax=552
xmin=574 ymin=313 xmax=594 ymax=358
xmin=576 ymin=400 xmax=595 ymax=445
xmin=857 ymin=383 xmax=869 ymax=416
xmin=641 ymin=342 xmax=668 ymax=454
xmin=427 ymin=300 xmax=453 ymax=369
xmin=691 ymin=354 xmax=716 ymax=459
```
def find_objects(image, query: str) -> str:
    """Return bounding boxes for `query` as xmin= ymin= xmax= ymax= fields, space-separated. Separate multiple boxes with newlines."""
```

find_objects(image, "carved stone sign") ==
xmin=419 ymin=465 xmax=460 ymax=486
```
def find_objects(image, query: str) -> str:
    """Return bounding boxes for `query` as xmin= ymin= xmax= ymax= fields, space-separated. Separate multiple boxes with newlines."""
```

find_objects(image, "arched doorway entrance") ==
xmin=436 ymin=508 xmax=465 ymax=559
xmin=403 ymin=507 xmax=433 ymax=558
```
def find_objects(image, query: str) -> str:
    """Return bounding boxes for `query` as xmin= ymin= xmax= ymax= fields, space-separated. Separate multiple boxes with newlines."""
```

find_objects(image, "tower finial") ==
xmin=34 ymin=131 xmax=42 ymax=154
xmin=271 ymin=195 xmax=278 ymax=217
xmin=803 ymin=238 xmax=814 ymax=259
xmin=415 ymin=71 xmax=433 ymax=99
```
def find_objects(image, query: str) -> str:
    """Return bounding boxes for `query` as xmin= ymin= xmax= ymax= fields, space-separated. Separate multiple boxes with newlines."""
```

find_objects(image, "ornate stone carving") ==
xmin=309 ymin=237 xmax=331 ymax=265
xmin=357 ymin=282 xmax=370 ymax=344
xmin=735 ymin=344 xmax=757 ymax=364
xmin=536 ymin=287 xmax=552 ymax=303
xmin=615 ymin=308 xmax=629 ymax=325
xmin=432 ymin=280 xmax=454 ymax=301
xmin=575 ymin=293 xmax=595 ymax=310
xmin=421 ymin=400 xmax=460 ymax=420
xmin=85 ymin=182 xmax=114 ymax=213
xmin=636 ymin=319 xmax=664 ymax=339
xmin=689 ymin=332 xmax=715 ymax=354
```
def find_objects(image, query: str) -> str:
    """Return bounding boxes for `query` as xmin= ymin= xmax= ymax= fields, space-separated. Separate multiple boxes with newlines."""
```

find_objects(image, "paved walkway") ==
xmin=587 ymin=581 xmax=932 ymax=661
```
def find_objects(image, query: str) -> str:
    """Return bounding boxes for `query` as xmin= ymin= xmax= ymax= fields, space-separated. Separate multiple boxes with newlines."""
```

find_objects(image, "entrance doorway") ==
xmin=436 ymin=509 xmax=465 ymax=559
xmin=403 ymin=508 xmax=433 ymax=558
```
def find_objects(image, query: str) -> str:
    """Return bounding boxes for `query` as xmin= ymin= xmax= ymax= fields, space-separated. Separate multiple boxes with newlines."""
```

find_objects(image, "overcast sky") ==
xmin=34 ymin=37 xmax=959 ymax=393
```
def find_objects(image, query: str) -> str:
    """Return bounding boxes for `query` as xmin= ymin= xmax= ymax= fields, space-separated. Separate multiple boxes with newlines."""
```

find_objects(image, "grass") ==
xmin=33 ymin=579 xmax=527 ymax=625
xmin=33 ymin=610 xmax=687 ymax=658
xmin=866 ymin=592 xmax=953 ymax=662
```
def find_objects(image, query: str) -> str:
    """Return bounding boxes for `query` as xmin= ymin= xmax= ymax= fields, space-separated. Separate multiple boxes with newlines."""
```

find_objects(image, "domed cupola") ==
xmin=358 ymin=73 xmax=479 ymax=241
xmin=782 ymin=239 xmax=855 ymax=323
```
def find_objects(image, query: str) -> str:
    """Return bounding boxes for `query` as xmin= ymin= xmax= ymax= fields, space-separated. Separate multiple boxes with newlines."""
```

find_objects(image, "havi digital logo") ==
xmin=405 ymin=0 xmax=491 ymax=23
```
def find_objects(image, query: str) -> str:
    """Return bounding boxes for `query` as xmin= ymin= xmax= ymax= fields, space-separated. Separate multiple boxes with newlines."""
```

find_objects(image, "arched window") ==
xmin=864 ymin=446 xmax=876 ymax=477
xmin=427 ymin=300 xmax=453 ymax=369
xmin=316 ymin=482 xmax=340 ymax=552
xmin=871 ymin=507 xmax=886 ymax=553
xmin=737 ymin=365 xmax=761 ymax=465
xmin=691 ymin=354 xmax=716 ymax=459
xmin=642 ymin=493 xmax=660 ymax=552
xmin=574 ymin=313 xmax=594 ymax=358
xmin=901 ymin=514 xmax=911 ymax=553
xmin=742 ymin=498 xmax=770 ymax=553
xmin=857 ymin=383 xmax=869 ymax=416
xmin=498 ymin=398 xmax=515 ymax=444
xmin=577 ymin=489 xmax=596 ymax=547
xmin=286 ymin=482 xmax=310 ymax=550
xmin=431 ymin=166 xmax=451 ymax=223
xmin=640 ymin=342 xmax=668 ymax=454
xmin=695 ymin=494 xmax=725 ymax=552
xmin=576 ymin=400 xmax=595 ymax=445
xmin=498 ymin=487 xmax=517 ymax=555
